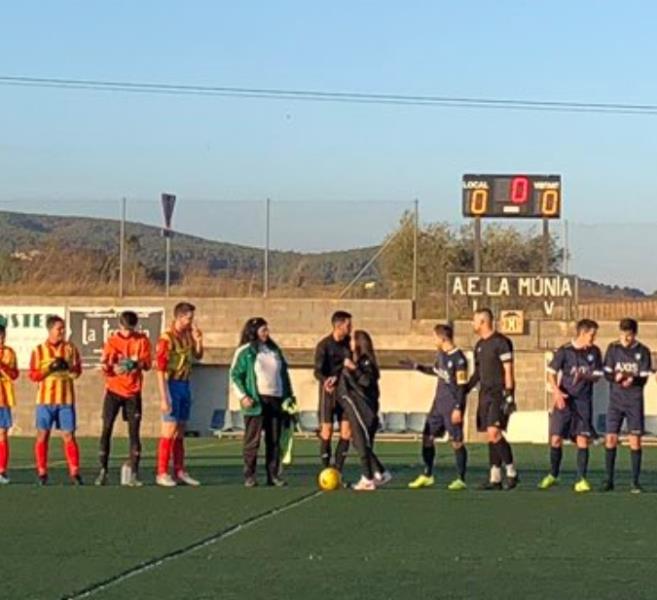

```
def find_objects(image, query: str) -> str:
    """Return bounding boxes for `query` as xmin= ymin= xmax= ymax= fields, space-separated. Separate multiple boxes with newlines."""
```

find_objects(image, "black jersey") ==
xmin=603 ymin=341 xmax=652 ymax=403
xmin=419 ymin=348 xmax=468 ymax=409
xmin=313 ymin=334 xmax=351 ymax=382
xmin=341 ymin=354 xmax=380 ymax=408
xmin=471 ymin=332 xmax=514 ymax=394
xmin=548 ymin=342 xmax=604 ymax=400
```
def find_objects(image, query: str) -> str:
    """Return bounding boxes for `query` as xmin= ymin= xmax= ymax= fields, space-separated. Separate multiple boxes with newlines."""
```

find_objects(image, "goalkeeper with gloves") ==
xmin=468 ymin=309 xmax=518 ymax=491
xmin=95 ymin=311 xmax=152 ymax=486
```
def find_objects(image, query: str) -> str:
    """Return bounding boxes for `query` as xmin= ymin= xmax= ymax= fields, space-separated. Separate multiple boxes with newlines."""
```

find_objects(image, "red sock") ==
xmin=0 ymin=439 xmax=8 ymax=474
xmin=157 ymin=438 xmax=173 ymax=475
xmin=173 ymin=438 xmax=185 ymax=475
xmin=64 ymin=439 xmax=80 ymax=476
xmin=35 ymin=439 xmax=49 ymax=476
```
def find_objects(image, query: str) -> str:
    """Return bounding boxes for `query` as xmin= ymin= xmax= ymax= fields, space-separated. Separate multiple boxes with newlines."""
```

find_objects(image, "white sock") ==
xmin=506 ymin=464 xmax=517 ymax=478
xmin=490 ymin=465 xmax=502 ymax=483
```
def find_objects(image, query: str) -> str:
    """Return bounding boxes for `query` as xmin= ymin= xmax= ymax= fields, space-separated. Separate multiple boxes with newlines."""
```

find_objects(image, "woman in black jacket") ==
xmin=339 ymin=330 xmax=391 ymax=491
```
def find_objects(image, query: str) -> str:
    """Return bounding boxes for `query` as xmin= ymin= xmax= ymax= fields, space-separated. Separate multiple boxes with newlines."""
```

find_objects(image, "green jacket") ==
xmin=229 ymin=342 xmax=293 ymax=416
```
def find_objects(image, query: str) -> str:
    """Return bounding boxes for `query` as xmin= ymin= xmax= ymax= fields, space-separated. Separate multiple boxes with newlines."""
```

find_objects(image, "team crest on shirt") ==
xmin=448 ymin=361 xmax=453 ymax=368
xmin=587 ymin=354 xmax=594 ymax=362
xmin=636 ymin=353 xmax=642 ymax=361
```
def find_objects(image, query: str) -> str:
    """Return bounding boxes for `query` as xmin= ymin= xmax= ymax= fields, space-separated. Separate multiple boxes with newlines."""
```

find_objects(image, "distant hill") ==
xmin=0 ymin=211 xmax=378 ymax=286
xmin=0 ymin=210 xmax=650 ymax=300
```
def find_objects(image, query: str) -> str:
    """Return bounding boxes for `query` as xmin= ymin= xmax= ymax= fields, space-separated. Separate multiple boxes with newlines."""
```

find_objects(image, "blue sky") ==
xmin=1 ymin=2 xmax=656 ymax=289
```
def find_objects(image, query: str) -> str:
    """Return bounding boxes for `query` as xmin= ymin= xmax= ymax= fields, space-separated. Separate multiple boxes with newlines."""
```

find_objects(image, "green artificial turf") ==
xmin=3 ymin=437 xmax=657 ymax=600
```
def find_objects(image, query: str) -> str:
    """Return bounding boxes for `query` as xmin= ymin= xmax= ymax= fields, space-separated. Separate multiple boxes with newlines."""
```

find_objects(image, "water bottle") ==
xmin=120 ymin=461 xmax=132 ymax=486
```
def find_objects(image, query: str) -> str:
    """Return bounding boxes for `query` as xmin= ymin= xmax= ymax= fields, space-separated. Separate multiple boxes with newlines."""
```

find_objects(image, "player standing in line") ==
xmin=95 ymin=310 xmax=152 ymax=487
xmin=539 ymin=319 xmax=603 ymax=493
xmin=29 ymin=315 xmax=83 ymax=485
xmin=0 ymin=322 xmax=19 ymax=484
xmin=468 ymin=308 xmax=518 ymax=490
xmin=313 ymin=311 xmax=352 ymax=472
xmin=155 ymin=302 xmax=203 ymax=487
xmin=405 ymin=324 xmax=469 ymax=491
xmin=339 ymin=330 xmax=391 ymax=491
xmin=601 ymin=319 xmax=652 ymax=493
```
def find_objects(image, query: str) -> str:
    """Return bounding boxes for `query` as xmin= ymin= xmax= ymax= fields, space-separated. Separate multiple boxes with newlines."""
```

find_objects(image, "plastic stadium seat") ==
xmin=229 ymin=410 xmax=245 ymax=432
xmin=382 ymin=412 xmax=407 ymax=434
xmin=596 ymin=414 xmax=606 ymax=435
xmin=209 ymin=409 xmax=226 ymax=432
xmin=644 ymin=416 xmax=657 ymax=436
xmin=406 ymin=412 xmax=426 ymax=434
xmin=299 ymin=411 xmax=319 ymax=432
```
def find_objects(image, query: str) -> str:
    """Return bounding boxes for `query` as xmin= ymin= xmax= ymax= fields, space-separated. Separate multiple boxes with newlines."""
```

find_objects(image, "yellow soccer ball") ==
xmin=318 ymin=467 xmax=341 ymax=491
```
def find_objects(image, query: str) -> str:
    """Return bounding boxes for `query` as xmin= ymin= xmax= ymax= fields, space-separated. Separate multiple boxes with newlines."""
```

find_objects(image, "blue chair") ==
xmin=229 ymin=410 xmax=245 ymax=432
xmin=644 ymin=416 xmax=657 ymax=436
xmin=596 ymin=414 xmax=606 ymax=435
xmin=406 ymin=412 xmax=426 ymax=434
xmin=299 ymin=411 xmax=319 ymax=432
xmin=383 ymin=412 xmax=407 ymax=434
xmin=209 ymin=409 xmax=226 ymax=432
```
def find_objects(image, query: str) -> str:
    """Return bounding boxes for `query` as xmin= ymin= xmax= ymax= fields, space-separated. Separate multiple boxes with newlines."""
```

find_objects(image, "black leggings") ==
xmin=243 ymin=396 xmax=283 ymax=481
xmin=341 ymin=393 xmax=384 ymax=480
xmin=99 ymin=392 xmax=142 ymax=472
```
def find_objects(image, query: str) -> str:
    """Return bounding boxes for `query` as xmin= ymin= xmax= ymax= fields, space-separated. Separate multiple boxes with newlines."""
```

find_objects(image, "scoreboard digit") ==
xmin=462 ymin=174 xmax=561 ymax=219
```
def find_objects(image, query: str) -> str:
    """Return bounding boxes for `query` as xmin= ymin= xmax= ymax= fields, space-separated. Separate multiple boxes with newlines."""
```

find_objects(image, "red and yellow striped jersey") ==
xmin=28 ymin=341 xmax=82 ymax=405
xmin=0 ymin=345 xmax=19 ymax=407
xmin=156 ymin=328 xmax=194 ymax=381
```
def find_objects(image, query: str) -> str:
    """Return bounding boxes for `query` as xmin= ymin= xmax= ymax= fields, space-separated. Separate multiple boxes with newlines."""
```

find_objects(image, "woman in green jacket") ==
xmin=230 ymin=317 xmax=293 ymax=487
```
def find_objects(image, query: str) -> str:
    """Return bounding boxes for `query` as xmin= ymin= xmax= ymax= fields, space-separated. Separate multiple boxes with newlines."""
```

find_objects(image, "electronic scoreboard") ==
xmin=462 ymin=174 xmax=561 ymax=219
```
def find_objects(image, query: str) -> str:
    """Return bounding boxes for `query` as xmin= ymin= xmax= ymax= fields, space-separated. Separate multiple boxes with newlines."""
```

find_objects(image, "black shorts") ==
xmin=476 ymin=391 xmax=508 ymax=432
xmin=103 ymin=391 xmax=142 ymax=425
xmin=319 ymin=388 xmax=345 ymax=425
xmin=425 ymin=398 xmax=464 ymax=442
xmin=549 ymin=397 xmax=594 ymax=440
xmin=606 ymin=398 xmax=644 ymax=436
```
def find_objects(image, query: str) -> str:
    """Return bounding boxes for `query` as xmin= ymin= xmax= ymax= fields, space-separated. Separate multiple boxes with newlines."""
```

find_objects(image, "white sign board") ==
xmin=0 ymin=306 xmax=66 ymax=369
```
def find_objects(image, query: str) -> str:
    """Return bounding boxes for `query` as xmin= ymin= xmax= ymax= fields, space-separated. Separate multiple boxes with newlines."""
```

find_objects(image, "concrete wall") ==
xmin=4 ymin=296 xmax=657 ymax=444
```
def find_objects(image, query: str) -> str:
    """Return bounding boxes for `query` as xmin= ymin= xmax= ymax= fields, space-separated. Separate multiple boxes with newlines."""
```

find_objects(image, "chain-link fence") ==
xmin=2 ymin=198 xmax=653 ymax=319
xmin=0 ymin=197 xmax=418 ymax=301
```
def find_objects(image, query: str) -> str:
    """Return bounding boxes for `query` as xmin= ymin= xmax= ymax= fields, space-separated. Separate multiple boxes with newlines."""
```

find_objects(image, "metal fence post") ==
xmin=412 ymin=198 xmax=419 ymax=318
xmin=118 ymin=197 xmax=126 ymax=298
xmin=263 ymin=197 xmax=270 ymax=298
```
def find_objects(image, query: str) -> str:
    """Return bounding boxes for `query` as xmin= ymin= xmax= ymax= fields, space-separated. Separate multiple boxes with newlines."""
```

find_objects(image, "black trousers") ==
xmin=99 ymin=391 xmax=142 ymax=472
xmin=243 ymin=396 xmax=283 ymax=480
xmin=341 ymin=392 xmax=384 ymax=480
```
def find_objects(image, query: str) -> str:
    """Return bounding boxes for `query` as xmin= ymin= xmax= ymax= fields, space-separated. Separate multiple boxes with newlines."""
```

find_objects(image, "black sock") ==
xmin=334 ymin=438 xmax=349 ymax=471
xmin=631 ymin=449 xmax=642 ymax=486
xmin=130 ymin=447 xmax=141 ymax=475
xmin=605 ymin=447 xmax=617 ymax=483
xmin=454 ymin=446 xmax=467 ymax=480
xmin=320 ymin=438 xmax=331 ymax=468
xmin=497 ymin=438 xmax=514 ymax=466
xmin=488 ymin=442 xmax=502 ymax=468
xmin=550 ymin=446 xmax=562 ymax=478
xmin=576 ymin=447 xmax=589 ymax=480
xmin=422 ymin=445 xmax=435 ymax=476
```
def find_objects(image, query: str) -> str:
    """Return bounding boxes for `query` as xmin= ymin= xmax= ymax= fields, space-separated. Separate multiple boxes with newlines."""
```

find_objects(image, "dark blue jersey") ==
xmin=603 ymin=341 xmax=652 ymax=403
xmin=548 ymin=342 xmax=604 ymax=400
xmin=419 ymin=348 xmax=468 ymax=409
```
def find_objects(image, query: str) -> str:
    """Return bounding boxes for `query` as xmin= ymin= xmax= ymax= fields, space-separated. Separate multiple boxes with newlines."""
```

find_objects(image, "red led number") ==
xmin=510 ymin=176 xmax=530 ymax=204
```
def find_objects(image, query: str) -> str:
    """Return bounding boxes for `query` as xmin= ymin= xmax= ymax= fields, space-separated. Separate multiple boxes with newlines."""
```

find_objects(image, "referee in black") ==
xmin=468 ymin=308 xmax=518 ymax=490
xmin=313 ymin=311 xmax=353 ymax=470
